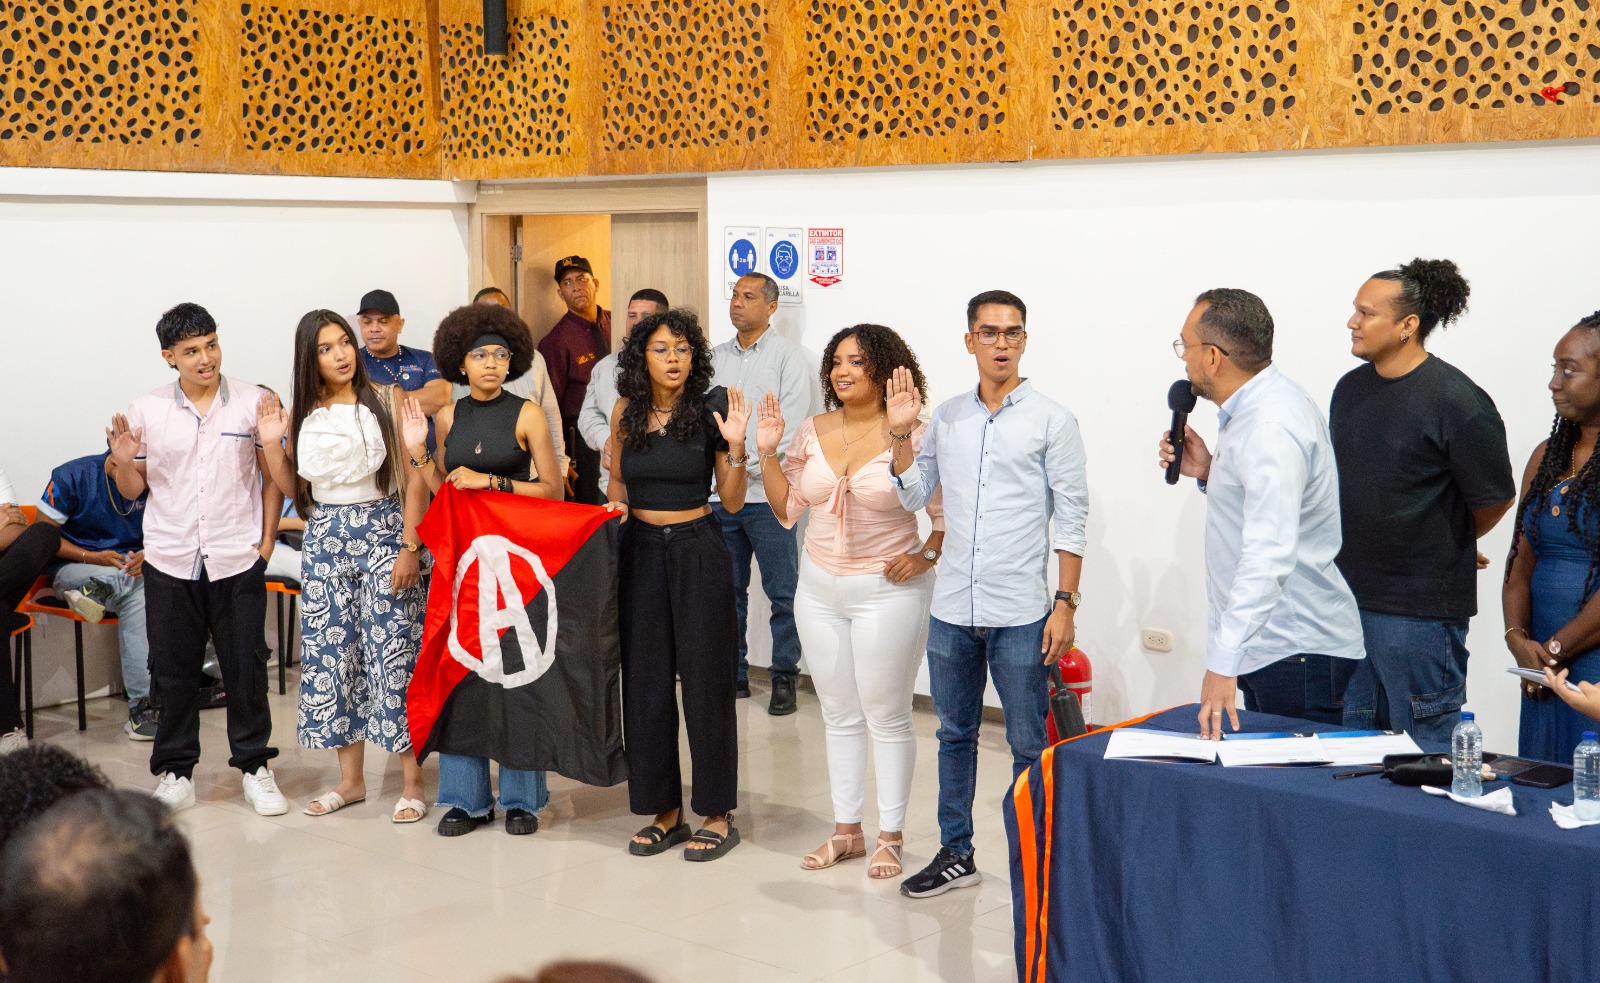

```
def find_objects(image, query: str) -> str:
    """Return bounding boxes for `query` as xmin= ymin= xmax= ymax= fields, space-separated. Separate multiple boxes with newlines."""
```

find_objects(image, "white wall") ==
xmin=1 ymin=167 xmax=473 ymax=707
xmin=708 ymin=141 xmax=1600 ymax=750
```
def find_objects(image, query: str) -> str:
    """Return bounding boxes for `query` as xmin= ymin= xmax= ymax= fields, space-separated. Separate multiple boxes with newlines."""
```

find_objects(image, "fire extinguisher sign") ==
xmin=806 ymin=227 xmax=844 ymax=289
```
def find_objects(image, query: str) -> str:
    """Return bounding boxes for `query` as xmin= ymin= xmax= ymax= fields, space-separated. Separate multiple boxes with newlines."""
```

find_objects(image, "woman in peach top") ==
xmin=755 ymin=324 xmax=943 ymax=879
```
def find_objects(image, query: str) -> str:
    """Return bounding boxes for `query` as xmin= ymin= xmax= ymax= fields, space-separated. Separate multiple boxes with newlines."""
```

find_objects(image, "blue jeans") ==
xmin=1342 ymin=611 xmax=1469 ymax=743
xmin=1238 ymin=653 xmax=1358 ymax=726
xmin=711 ymin=502 xmax=801 ymax=683
xmin=927 ymin=615 xmax=1050 ymax=857
xmin=52 ymin=562 xmax=150 ymax=703
xmin=435 ymin=753 xmax=548 ymax=817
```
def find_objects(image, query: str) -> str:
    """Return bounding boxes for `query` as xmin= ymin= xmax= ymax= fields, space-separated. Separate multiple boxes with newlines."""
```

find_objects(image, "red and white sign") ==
xmin=807 ymin=227 xmax=844 ymax=288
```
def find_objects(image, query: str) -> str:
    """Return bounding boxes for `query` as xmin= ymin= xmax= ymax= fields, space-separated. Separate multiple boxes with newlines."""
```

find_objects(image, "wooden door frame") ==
xmin=468 ymin=178 xmax=709 ymax=317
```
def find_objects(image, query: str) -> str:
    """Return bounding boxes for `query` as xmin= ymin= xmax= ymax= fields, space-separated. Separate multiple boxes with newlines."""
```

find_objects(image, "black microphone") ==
xmin=1166 ymin=380 xmax=1196 ymax=485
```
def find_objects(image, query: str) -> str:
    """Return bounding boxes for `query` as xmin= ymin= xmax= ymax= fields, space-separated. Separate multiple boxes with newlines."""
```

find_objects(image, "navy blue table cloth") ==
xmin=1006 ymin=705 xmax=1600 ymax=983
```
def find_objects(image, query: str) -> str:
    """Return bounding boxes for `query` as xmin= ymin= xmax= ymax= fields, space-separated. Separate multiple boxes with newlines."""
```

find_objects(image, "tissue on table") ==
xmin=1549 ymin=802 xmax=1600 ymax=829
xmin=1421 ymin=784 xmax=1518 ymax=816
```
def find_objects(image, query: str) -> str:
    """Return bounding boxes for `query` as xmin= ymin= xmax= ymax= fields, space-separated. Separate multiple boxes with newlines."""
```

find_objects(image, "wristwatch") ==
xmin=1547 ymin=637 xmax=1563 ymax=659
xmin=1055 ymin=590 xmax=1081 ymax=609
xmin=402 ymin=542 xmax=422 ymax=554
xmin=922 ymin=547 xmax=940 ymax=562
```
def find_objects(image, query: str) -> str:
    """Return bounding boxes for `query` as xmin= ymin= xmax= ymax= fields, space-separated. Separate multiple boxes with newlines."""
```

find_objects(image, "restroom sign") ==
xmin=764 ymin=226 xmax=804 ymax=306
xmin=723 ymin=225 xmax=760 ymax=298
xmin=807 ymin=227 xmax=844 ymax=289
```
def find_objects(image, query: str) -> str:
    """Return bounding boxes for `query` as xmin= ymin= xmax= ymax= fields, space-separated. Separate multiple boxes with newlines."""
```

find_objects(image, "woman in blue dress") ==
xmin=1504 ymin=310 xmax=1600 ymax=760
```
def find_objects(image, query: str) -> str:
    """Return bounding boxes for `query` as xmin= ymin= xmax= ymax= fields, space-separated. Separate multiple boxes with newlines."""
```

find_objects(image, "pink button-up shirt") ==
xmin=128 ymin=377 xmax=267 ymax=581
xmin=777 ymin=416 xmax=943 ymax=576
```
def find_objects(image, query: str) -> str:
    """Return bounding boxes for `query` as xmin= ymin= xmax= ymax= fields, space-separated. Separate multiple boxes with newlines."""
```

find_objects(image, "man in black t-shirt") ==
xmin=1331 ymin=259 xmax=1515 ymax=742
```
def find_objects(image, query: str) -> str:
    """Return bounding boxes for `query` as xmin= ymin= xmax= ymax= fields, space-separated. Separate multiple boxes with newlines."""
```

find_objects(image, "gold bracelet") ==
xmin=888 ymin=429 xmax=913 ymax=441
xmin=1504 ymin=626 xmax=1530 ymax=640
xmin=758 ymin=451 xmax=780 ymax=463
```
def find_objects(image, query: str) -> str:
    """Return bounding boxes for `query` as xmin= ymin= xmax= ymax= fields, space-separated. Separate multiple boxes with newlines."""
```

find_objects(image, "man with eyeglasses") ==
xmin=1157 ymin=288 xmax=1364 ymax=741
xmin=538 ymin=256 xmax=611 ymax=505
xmin=713 ymin=272 xmax=819 ymax=712
xmin=888 ymin=288 xmax=1087 ymax=899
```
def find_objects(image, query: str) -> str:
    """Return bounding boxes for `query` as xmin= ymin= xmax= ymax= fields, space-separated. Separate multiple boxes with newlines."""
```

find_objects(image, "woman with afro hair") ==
xmin=400 ymin=303 xmax=562 ymax=838
xmin=752 ymin=324 xmax=942 ymax=879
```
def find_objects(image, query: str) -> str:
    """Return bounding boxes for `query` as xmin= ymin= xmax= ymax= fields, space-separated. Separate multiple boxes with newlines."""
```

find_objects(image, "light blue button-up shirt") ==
xmin=893 ymin=381 xmax=1088 ymax=628
xmin=1200 ymin=364 xmax=1364 ymax=677
xmin=711 ymin=328 xmax=819 ymax=504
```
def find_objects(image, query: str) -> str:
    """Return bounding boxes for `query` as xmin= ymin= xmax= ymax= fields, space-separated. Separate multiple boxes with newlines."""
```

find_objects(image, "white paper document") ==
xmin=1103 ymin=728 xmax=1218 ymax=763
xmin=1215 ymin=733 xmax=1331 ymax=767
xmin=1314 ymin=731 xmax=1424 ymax=767
xmin=1507 ymin=666 xmax=1584 ymax=693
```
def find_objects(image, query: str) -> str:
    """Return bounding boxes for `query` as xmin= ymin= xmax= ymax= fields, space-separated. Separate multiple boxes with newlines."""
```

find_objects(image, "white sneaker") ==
xmin=153 ymin=772 xmax=196 ymax=812
xmin=242 ymin=767 xmax=289 ymax=816
xmin=0 ymin=728 xmax=28 ymax=754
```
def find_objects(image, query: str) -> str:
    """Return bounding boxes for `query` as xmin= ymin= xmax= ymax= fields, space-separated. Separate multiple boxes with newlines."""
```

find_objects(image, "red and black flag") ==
xmin=407 ymin=483 xmax=627 ymax=787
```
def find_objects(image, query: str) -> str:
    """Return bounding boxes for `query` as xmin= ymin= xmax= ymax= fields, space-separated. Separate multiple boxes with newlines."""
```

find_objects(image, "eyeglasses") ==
xmin=466 ymin=347 xmax=512 ymax=364
xmin=1172 ymin=338 xmax=1231 ymax=359
xmin=972 ymin=328 xmax=1026 ymax=346
xmin=646 ymin=345 xmax=693 ymax=360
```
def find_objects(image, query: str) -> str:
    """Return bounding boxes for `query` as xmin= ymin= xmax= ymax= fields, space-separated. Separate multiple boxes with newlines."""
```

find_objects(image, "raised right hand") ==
xmin=885 ymin=366 xmax=921 ymax=434
xmin=1157 ymin=424 xmax=1212 ymax=481
xmin=106 ymin=414 xmax=142 ymax=466
xmin=755 ymin=392 xmax=785 ymax=456
xmin=400 ymin=397 xmax=429 ymax=458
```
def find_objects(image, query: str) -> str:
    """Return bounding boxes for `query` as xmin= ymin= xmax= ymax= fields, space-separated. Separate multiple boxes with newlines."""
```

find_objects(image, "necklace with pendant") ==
xmin=1554 ymin=448 xmax=1579 ymax=516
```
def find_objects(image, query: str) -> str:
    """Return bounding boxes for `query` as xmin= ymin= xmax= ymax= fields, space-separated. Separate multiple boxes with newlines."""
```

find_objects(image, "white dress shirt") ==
xmin=127 ymin=376 xmax=267 ymax=581
xmin=711 ymin=328 xmax=819 ymax=504
xmin=1200 ymin=364 xmax=1365 ymax=677
xmin=893 ymin=381 xmax=1088 ymax=628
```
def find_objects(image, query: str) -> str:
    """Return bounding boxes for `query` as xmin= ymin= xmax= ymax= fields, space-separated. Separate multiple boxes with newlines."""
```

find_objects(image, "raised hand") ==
xmin=400 ymin=397 xmax=429 ymax=458
xmin=714 ymin=386 xmax=752 ymax=447
xmin=755 ymin=392 xmax=785 ymax=455
xmin=885 ymin=366 xmax=921 ymax=434
xmin=106 ymin=414 xmax=142 ymax=467
xmin=257 ymin=392 xmax=288 ymax=446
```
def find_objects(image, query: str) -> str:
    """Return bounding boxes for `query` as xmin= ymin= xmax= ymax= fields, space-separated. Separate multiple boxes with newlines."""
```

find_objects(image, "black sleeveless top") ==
xmin=444 ymin=391 xmax=531 ymax=479
xmin=620 ymin=386 xmax=729 ymax=510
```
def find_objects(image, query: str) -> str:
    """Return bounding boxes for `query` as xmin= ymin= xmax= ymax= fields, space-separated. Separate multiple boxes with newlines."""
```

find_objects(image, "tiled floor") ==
xmin=34 ymin=676 xmax=1023 ymax=983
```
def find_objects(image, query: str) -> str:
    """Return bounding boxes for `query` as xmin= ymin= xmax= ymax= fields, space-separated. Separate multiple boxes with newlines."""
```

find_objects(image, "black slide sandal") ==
xmin=683 ymin=822 xmax=740 ymax=862
xmin=629 ymin=821 xmax=691 ymax=856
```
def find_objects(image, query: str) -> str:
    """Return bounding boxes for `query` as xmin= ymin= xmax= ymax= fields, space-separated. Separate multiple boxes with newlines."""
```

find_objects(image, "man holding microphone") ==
xmin=1158 ymin=288 xmax=1364 ymax=738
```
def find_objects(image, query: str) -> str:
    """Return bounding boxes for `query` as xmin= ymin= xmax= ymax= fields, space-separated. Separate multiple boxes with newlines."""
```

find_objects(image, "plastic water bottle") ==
xmin=1451 ymin=711 xmax=1483 ymax=798
xmin=1575 ymin=731 xmax=1600 ymax=821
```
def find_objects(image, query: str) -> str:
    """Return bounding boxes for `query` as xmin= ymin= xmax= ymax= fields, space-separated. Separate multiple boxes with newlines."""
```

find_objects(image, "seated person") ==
xmin=35 ymin=448 xmax=156 ymax=740
xmin=0 ymin=788 xmax=212 ymax=983
xmin=0 ymin=465 xmax=62 ymax=753
xmin=0 ymin=743 xmax=110 ymax=853
xmin=265 ymin=499 xmax=304 ymax=583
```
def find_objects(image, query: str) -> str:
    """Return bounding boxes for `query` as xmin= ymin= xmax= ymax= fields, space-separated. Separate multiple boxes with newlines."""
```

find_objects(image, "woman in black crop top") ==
xmin=606 ymin=308 xmax=751 ymax=861
xmin=401 ymin=304 xmax=562 ymax=840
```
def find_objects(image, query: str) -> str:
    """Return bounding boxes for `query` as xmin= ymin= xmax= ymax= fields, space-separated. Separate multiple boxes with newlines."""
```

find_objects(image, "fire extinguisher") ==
xmin=1047 ymin=646 xmax=1093 ymax=743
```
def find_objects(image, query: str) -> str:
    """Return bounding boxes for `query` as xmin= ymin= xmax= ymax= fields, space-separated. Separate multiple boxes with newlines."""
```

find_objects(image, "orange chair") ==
xmin=8 ymin=615 xmax=35 ymax=738
xmin=18 ymin=571 xmax=104 ymax=733
xmin=267 ymin=577 xmax=301 ymax=695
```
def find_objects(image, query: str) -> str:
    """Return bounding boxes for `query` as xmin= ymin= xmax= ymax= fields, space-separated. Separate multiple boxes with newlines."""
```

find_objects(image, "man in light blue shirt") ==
xmin=1159 ymin=288 xmax=1364 ymax=740
xmin=889 ymin=289 xmax=1087 ymax=899
xmin=580 ymin=288 xmax=669 ymax=496
xmin=711 ymin=273 xmax=819 ymax=713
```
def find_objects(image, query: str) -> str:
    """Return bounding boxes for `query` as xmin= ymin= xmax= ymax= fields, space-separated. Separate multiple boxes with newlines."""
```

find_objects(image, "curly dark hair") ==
xmin=432 ymin=303 xmax=536 ymax=386
xmin=0 ymin=744 xmax=110 ymax=853
xmin=1507 ymin=310 xmax=1600 ymax=598
xmin=820 ymin=323 xmax=927 ymax=411
xmin=616 ymin=308 xmax=716 ymax=452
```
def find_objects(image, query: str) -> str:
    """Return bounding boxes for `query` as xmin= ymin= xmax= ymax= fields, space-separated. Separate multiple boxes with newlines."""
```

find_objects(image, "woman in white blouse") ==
xmin=755 ymin=324 xmax=943 ymax=879
xmin=261 ymin=310 xmax=430 ymax=823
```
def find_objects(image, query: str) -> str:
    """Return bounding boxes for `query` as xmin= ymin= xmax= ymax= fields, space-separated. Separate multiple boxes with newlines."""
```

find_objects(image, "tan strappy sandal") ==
xmin=868 ymin=834 xmax=904 ymax=879
xmin=801 ymin=830 xmax=866 ymax=870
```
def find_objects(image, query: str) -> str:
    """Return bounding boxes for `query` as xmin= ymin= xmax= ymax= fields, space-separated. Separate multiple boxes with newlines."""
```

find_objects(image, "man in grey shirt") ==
xmin=712 ymin=272 xmax=819 ymax=713
xmin=890 ymin=289 xmax=1087 ymax=899
xmin=580 ymin=288 xmax=669 ymax=495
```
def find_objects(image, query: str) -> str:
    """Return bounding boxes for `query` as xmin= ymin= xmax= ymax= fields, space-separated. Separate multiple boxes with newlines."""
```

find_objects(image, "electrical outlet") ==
xmin=1141 ymin=628 xmax=1174 ymax=653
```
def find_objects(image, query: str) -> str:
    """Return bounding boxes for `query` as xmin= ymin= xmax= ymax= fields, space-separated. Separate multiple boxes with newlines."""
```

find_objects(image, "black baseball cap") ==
xmin=357 ymin=289 xmax=401 ymax=316
xmin=553 ymin=256 xmax=593 ymax=283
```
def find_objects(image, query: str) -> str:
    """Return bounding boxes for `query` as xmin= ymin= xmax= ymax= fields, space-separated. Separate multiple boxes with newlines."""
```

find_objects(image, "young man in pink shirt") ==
xmin=108 ymin=303 xmax=288 ymax=815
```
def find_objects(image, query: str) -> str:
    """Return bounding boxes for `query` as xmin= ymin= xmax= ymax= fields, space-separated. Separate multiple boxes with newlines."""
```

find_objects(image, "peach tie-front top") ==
xmin=776 ymin=416 xmax=944 ymax=576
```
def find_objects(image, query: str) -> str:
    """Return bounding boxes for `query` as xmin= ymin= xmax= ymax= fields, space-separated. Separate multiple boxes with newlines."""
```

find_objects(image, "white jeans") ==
xmin=794 ymin=555 xmax=933 ymax=831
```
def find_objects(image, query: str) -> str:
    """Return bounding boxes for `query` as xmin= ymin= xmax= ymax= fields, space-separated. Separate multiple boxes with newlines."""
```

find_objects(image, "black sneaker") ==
xmin=125 ymin=699 xmax=159 ymax=742
xmin=899 ymin=848 xmax=981 ymax=899
xmin=63 ymin=580 xmax=115 ymax=623
xmin=736 ymin=681 xmax=751 ymax=699
xmin=768 ymin=674 xmax=797 ymax=716
xmin=196 ymin=679 xmax=227 ymax=710
xmin=504 ymin=808 xmax=539 ymax=835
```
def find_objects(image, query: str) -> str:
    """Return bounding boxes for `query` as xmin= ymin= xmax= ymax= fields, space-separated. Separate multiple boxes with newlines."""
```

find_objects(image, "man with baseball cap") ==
xmin=357 ymin=289 xmax=450 ymax=449
xmin=538 ymin=257 xmax=610 ymax=505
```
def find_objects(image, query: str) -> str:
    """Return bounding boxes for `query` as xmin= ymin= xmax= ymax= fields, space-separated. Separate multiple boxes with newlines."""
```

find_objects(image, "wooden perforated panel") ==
xmin=1051 ymin=1 xmax=1302 ymax=129
xmin=803 ymin=0 xmax=1009 ymax=142
xmin=239 ymin=4 xmax=431 ymax=155
xmin=0 ymin=0 xmax=201 ymax=145
xmin=438 ymin=13 xmax=571 ymax=161
xmin=1350 ymin=0 xmax=1600 ymax=115
xmin=600 ymin=1 xmax=771 ymax=152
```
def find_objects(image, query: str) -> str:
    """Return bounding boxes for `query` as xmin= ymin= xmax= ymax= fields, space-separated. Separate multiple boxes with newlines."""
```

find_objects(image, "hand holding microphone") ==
xmin=1158 ymin=379 xmax=1212 ymax=483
